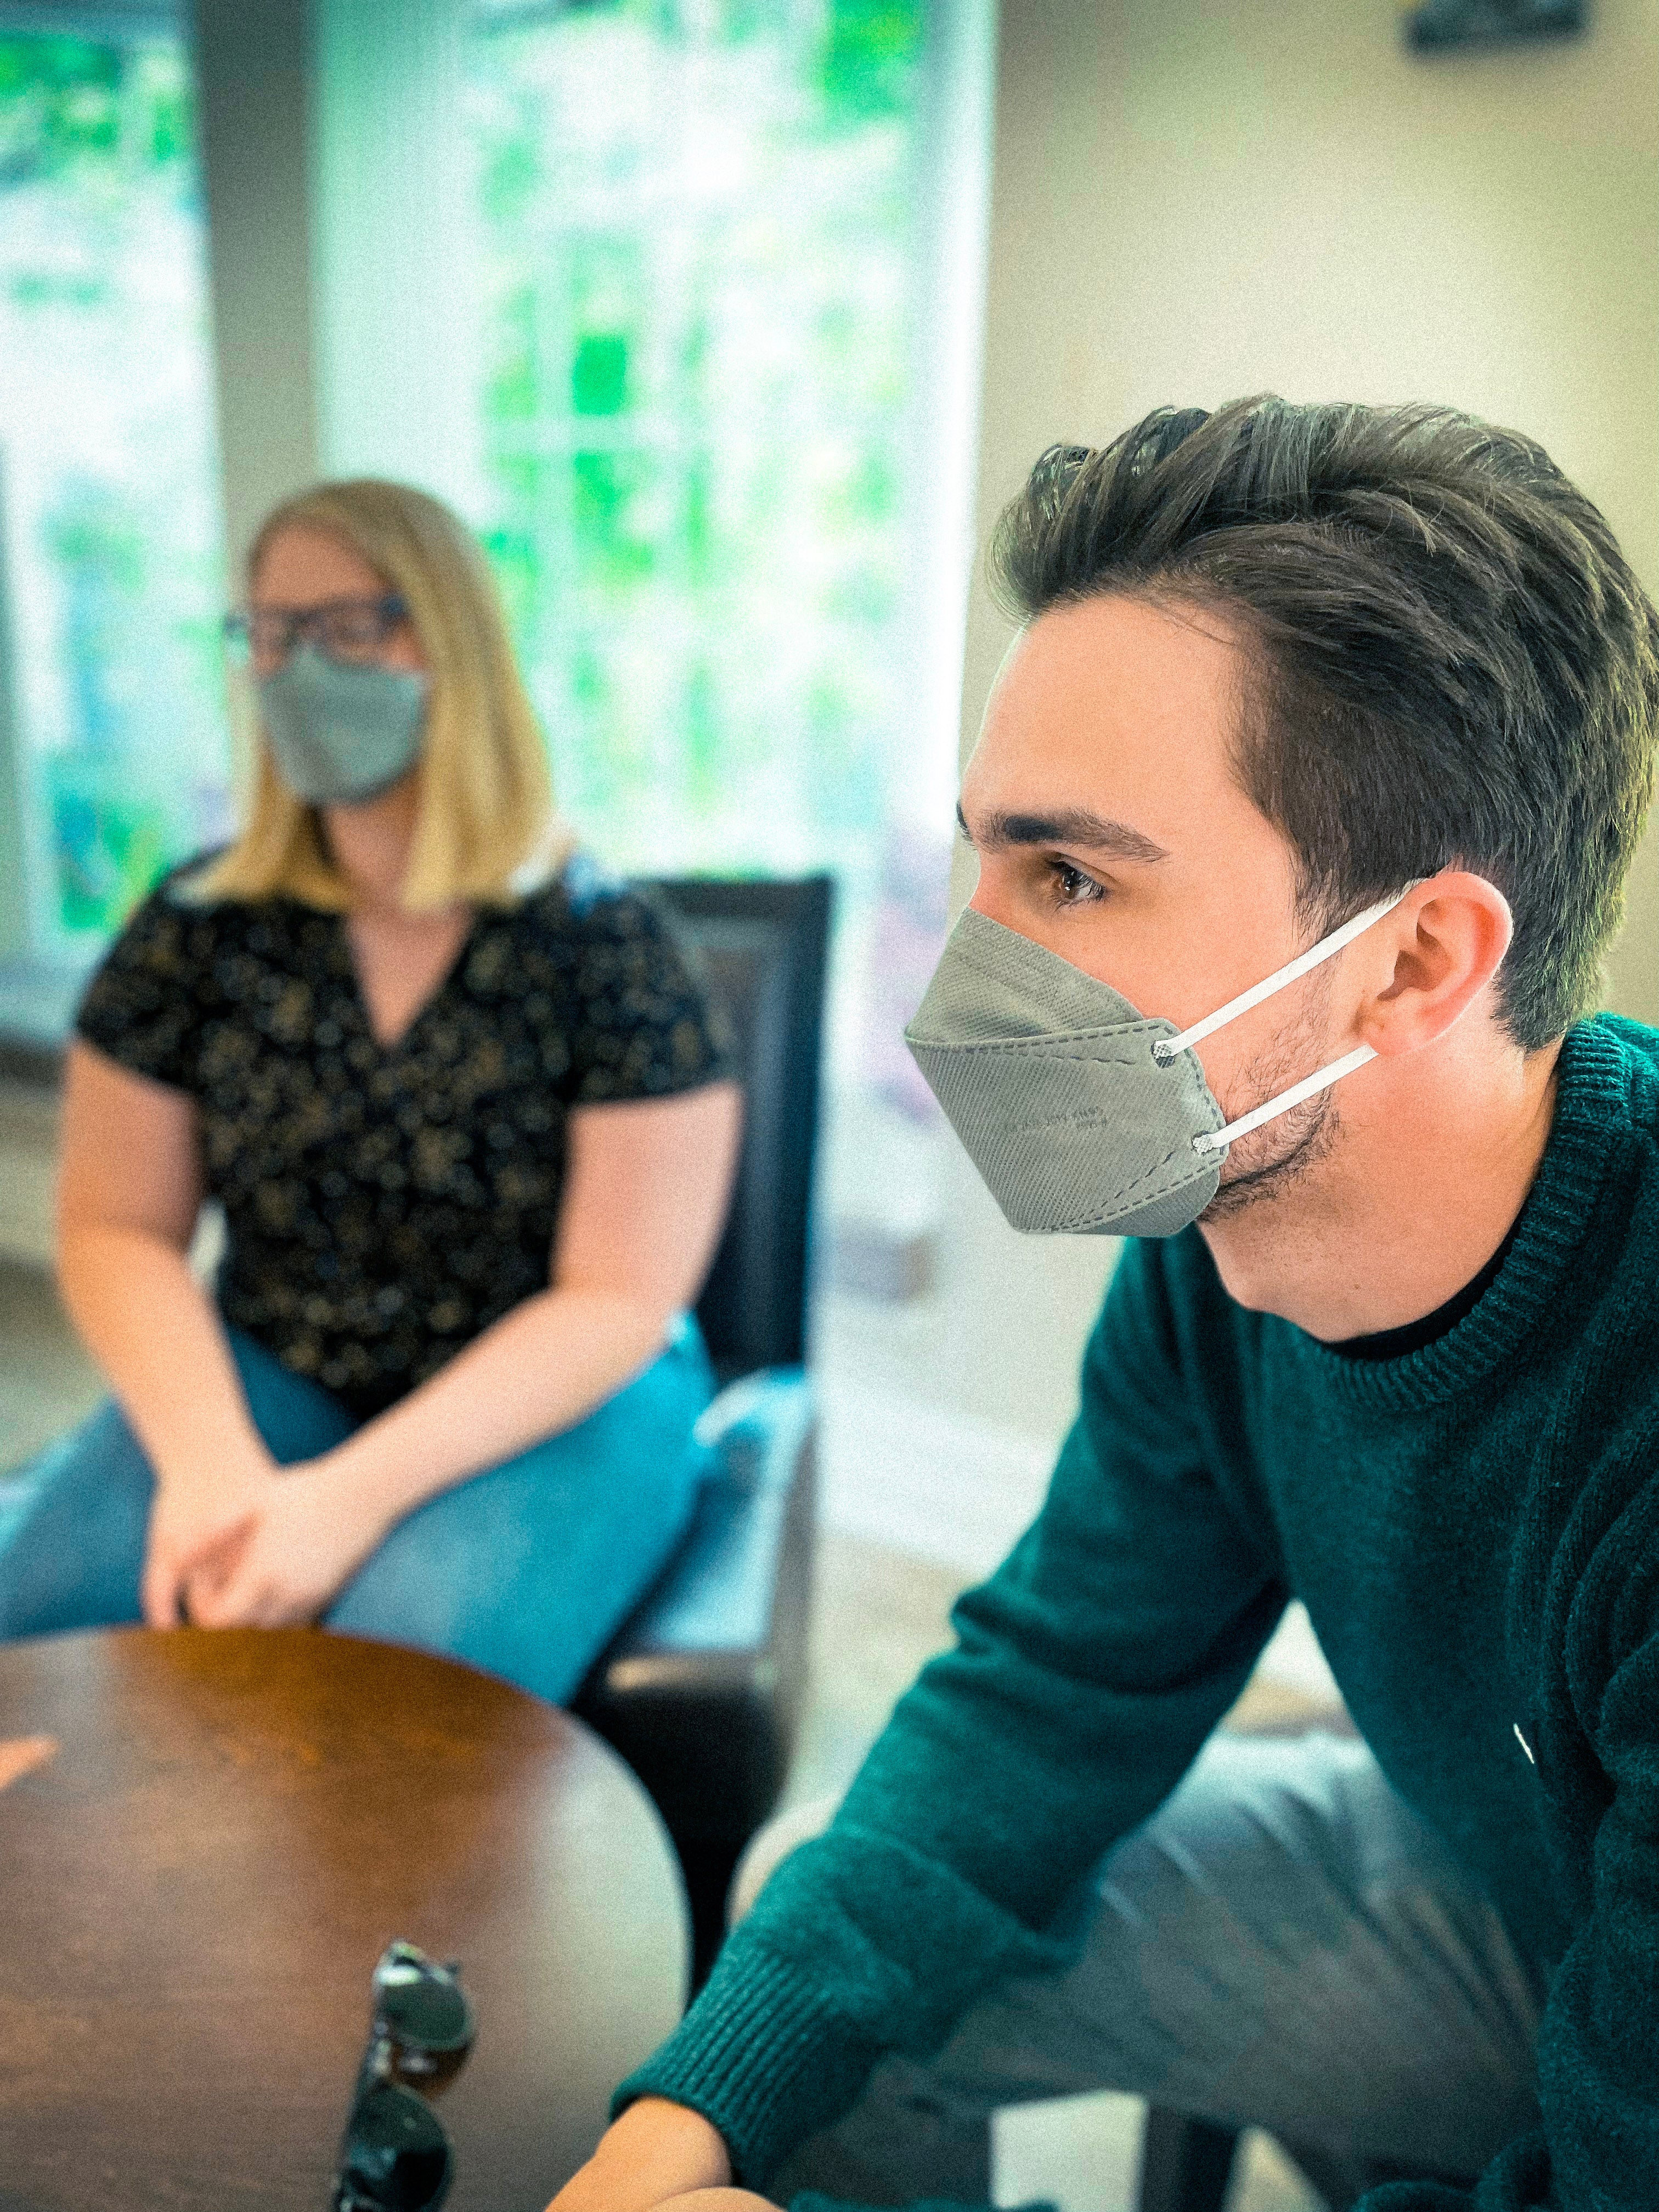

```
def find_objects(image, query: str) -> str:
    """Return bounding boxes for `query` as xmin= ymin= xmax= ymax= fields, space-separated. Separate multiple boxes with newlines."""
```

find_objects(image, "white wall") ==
xmin=928 ymin=0 xmax=1659 ymax=1441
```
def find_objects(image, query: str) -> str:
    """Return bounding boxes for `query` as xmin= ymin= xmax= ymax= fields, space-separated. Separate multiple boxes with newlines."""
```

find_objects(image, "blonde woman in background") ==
xmin=0 ymin=480 xmax=742 ymax=1702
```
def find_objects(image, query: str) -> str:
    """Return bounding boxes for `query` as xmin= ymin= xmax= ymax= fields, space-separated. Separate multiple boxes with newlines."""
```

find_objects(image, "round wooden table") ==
xmin=0 ymin=1628 xmax=689 ymax=2210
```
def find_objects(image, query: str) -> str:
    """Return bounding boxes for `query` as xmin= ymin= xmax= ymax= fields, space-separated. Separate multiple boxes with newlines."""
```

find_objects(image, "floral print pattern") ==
xmin=76 ymin=861 xmax=726 ymax=1415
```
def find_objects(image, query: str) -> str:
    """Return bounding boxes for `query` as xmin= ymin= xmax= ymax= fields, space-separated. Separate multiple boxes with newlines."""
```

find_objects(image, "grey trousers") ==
xmin=745 ymin=1732 xmax=1546 ymax=2208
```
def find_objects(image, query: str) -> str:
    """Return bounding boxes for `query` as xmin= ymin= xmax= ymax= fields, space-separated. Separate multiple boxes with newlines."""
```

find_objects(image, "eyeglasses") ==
xmin=223 ymin=595 xmax=409 ymax=669
xmin=331 ymin=1940 xmax=476 ymax=2212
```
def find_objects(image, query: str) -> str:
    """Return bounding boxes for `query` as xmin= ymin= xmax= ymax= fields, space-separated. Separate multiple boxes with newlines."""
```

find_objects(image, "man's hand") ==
xmin=142 ymin=1448 xmax=282 ymax=1627
xmin=184 ymin=1458 xmax=392 ymax=1629
xmin=546 ymin=2098 xmax=741 ymax=2212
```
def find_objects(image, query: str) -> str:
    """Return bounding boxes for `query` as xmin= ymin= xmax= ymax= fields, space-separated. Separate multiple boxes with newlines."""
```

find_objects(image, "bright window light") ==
xmin=0 ymin=20 xmax=227 ymax=979
xmin=466 ymin=0 xmax=940 ymax=894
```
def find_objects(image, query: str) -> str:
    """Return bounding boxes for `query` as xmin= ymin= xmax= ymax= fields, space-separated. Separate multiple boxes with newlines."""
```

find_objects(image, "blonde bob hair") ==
xmin=195 ymin=478 xmax=565 ymax=912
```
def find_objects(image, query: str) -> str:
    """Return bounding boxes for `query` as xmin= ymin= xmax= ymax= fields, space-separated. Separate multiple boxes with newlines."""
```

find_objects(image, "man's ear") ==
xmin=1360 ymin=872 xmax=1514 ymax=1058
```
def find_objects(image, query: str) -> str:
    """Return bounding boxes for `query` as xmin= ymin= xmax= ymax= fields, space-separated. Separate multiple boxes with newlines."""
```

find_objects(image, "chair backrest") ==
xmin=639 ymin=874 xmax=833 ymax=1384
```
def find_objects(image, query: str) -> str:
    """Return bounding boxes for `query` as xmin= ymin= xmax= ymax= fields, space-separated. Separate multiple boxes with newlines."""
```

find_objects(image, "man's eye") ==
xmin=1048 ymin=861 xmax=1104 ymax=906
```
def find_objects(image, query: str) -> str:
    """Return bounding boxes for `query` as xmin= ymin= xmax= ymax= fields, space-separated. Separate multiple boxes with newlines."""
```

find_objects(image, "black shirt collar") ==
xmin=1328 ymin=1205 xmax=1528 ymax=1363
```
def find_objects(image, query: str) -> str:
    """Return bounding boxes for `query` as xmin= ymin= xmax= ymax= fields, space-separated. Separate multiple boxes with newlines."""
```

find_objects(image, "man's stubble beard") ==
xmin=1198 ymin=973 xmax=1345 ymax=1226
xmin=1199 ymin=1085 xmax=1340 ymax=1223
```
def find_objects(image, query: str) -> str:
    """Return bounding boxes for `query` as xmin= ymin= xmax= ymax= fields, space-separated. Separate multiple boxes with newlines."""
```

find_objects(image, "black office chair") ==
xmin=573 ymin=873 xmax=832 ymax=1989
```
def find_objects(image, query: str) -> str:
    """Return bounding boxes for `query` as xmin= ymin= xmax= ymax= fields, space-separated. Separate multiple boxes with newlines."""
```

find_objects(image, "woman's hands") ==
xmin=142 ymin=1446 xmax=281 ymax=1627
xmin=180 ymin=1455 xmax=392 ymax=1628
xmin=145 ymin=1448 xmax=390 ymax=1630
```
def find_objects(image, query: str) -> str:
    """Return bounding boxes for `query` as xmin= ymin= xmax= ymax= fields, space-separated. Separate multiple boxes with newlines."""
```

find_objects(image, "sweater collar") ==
xmin=1286 ymin=1017 xmax=1632 ymax=1412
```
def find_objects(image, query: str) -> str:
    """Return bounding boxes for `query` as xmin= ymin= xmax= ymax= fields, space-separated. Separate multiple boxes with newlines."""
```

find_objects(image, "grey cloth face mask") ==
xmin=905 ymin=890 xmax=1411 ymax=1238
xmin=257 ymin=644 xmax=430 ymax=806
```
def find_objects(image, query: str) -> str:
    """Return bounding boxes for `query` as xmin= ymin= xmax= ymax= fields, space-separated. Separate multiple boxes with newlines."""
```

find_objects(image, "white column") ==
xmin=310 ymin=0 xmax=485 ymax=516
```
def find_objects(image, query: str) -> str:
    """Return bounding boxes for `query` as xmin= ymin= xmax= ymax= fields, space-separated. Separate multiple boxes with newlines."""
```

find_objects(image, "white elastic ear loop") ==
xmin=1152 ymin=886 xmax=1414 ymax=1066
xmin=1192 ymin=1044 xmax=1375 ymax=1157
xmin=1150 ymin=883 xmax=1420 ymax=1159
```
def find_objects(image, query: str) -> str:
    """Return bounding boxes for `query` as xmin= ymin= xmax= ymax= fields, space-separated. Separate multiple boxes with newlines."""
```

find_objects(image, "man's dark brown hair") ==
xmin=989 ymin=397 xmax=1659 ymax=1049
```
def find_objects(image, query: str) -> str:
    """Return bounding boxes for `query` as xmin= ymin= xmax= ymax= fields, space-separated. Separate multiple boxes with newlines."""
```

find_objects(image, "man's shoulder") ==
xmin=1587 ymin=1008 xmax=1659 ymax=1058
xmin=1558 ymin=1016 xmax=1659 ymax=1279
xmin=1579 ymin=1011 xmax=1659 ymax=1138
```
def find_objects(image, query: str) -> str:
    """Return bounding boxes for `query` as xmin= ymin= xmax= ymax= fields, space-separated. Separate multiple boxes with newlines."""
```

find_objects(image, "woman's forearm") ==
xmin=323 ymin=1285 xmax=673 ymax=1531
xmin=57 ymin=1225 xmax=266 ymax=1485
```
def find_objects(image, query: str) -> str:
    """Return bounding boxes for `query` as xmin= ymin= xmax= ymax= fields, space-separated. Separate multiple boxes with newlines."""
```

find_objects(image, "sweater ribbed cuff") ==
xmin=613 ymin=1937 xmax=887 ymax=2188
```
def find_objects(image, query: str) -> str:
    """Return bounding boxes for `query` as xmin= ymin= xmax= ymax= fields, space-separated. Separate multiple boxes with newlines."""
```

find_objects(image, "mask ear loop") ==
xmin=1150 ymin=884 xmax=1420 ymax=1158
xmin=1192 ymin=1044 xmax=1376 ymax=1156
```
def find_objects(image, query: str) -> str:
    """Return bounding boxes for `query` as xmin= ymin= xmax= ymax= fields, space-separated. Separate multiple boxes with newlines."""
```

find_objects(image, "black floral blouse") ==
xmin=75 ymin=856 xmax=728 ymax=1417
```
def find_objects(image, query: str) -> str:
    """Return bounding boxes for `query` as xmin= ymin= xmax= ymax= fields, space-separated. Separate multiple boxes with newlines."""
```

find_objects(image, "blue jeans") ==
xmin=0 ymin=1318 xmax=715 ymax=1705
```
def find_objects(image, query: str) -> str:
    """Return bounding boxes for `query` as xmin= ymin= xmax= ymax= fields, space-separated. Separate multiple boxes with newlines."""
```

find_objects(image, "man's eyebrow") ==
xmin=955 ymin=801 xmax=1170 ymax=864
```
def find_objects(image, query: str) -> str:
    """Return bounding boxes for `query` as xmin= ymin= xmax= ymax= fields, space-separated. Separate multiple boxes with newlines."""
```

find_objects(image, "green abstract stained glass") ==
xmin=466 ymin=0 xmax=930 ymax=888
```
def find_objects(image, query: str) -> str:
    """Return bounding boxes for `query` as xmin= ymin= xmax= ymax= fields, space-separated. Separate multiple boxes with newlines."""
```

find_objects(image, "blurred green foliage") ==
xmin=486 ymin=283 xmax=541 ymax=422
xmin=467 ymin=0 xmax=925 ymax=881
xmin=571 ymin=450 xmax=657 ymax=584
xmin=0 ymin=36 xmax=195 ymax=186
xmin=9 ymin=269 xmax=108 ymax=309
xmin=817 ymin=0 xmax=924 ymax=122
xmin=46 ymin=504 xmax=147 ymax=595
xmin=48 ymin=758 xmax=171 ymax=936
xmin=480 ymin=526 xmax=543 ymax=641
xmin=572 ymin=331 xmax=629 ymax=415
xmin=0 ymin=30 xmax=226 ymax=955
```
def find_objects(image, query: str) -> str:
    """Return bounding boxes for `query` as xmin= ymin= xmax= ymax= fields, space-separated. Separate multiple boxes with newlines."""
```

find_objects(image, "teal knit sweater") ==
xmin=623 ymin=1015 xmax=1659 ymax=2211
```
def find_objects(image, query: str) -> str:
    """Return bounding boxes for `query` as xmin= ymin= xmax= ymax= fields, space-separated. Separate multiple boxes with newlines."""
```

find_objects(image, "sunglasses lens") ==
xmin=374 ymin=1950 xmax=473 ymax=2056
xmin=335 ymin=2084 xmax=452 ymax=2212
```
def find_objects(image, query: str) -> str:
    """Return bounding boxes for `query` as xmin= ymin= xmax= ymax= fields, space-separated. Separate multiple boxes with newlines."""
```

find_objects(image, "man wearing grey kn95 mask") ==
xmin=547 ymin=398 xmax=1659 ymax=2212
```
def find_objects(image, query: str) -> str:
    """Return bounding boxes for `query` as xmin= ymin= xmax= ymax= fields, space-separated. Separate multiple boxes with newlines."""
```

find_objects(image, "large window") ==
xmin=470 ymin=0 xmax=934 ymax=867
xmin=1 ymin=0 xmax=990 ymax=1289
xmin=463 ymin=0 xmax=989 ymax=1264
xmin=0 ymin=16 xmax=226 ymax=1014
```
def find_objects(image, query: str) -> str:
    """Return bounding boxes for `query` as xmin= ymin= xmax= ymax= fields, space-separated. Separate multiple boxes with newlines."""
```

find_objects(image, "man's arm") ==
xmin=566 ymin=1238 xmax=1284 ymax=2199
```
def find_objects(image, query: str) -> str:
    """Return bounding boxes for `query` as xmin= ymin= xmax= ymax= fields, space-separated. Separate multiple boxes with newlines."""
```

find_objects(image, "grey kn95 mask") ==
xmin=905 ymin=889 xmax=1413 ymax=1239
xmin=258 ymin=645 xmax=430 ymax=807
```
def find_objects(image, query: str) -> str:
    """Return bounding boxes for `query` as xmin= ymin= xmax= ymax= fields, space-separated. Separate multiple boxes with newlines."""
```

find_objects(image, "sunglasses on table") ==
xmin=331 ymin=1940 xmax=476 ymax=2212
xmin=223 ymin=595 xmax=409 ymax=669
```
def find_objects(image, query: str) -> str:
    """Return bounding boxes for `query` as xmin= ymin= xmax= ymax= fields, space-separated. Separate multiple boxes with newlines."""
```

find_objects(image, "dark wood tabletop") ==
xmin=0 ymin=1627 xmax=690 ymax=2211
